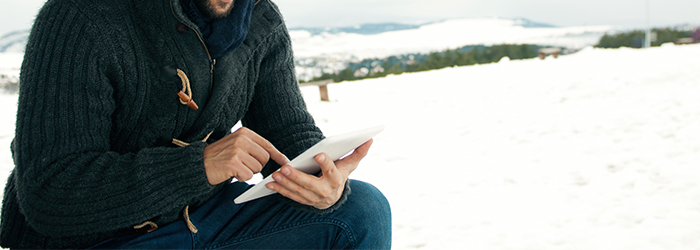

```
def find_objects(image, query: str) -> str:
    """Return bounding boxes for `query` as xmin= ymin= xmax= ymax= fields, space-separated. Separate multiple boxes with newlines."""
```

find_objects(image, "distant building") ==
xmin=354 ymin=67 xmax=369 ymax=77
xmin=692 ymin=28 xmax=700 ymax=43
xmin=0 ymin=74 xmax=19 ymax=94
xmin=407 ymin=55 xmax=416 ymax=65
xmin=371 ymin=66 xmax=384 ymax=74
xmin=0 ymin=74 xmax=10 ymax=84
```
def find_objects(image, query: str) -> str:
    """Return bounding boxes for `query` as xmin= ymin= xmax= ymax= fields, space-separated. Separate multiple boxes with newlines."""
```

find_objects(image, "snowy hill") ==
xmin=290 ymin=22 xmax=424 ymax=36
xmin=289 ymin=17 xmax=613 ymax=59
xmin=2 ymin=43 xmax=699 ymax=249
xmin=0 ymin=30 xmax=29 ymax=53
xmin=290 ymin=17 xmax=613 ymax=81
xmin=288 ymin=18 xmax=554 ymax=36
xmin=0 ymin=30 xmax=28 ymax=87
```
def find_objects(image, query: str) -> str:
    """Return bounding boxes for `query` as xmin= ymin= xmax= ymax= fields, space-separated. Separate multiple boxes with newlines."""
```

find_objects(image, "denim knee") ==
xmin=342 ymin=180 xmax=392 ymax=249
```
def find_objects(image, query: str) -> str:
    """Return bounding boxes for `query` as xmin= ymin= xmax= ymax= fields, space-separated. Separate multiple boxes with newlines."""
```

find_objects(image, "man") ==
xmin=0 ymin=0 xmax=391 ymax=248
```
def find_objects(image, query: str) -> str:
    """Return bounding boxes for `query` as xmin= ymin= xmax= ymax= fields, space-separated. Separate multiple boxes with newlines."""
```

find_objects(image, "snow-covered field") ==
xmin=299 ymin=44 xmax=700 ymax=249
xmin=1 ymin=44 xmax=700 ymax=249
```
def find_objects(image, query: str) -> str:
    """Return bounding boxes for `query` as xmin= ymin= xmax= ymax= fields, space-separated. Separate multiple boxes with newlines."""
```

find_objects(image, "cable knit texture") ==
xmin=0 ymin=0 xmax=343 ymax=248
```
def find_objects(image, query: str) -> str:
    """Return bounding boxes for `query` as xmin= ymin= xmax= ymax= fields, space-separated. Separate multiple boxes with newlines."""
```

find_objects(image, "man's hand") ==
xmin=203 ymin=128 xmax=289 ymax=185
xmin=266 ymin=139 xmax=373 ymax=209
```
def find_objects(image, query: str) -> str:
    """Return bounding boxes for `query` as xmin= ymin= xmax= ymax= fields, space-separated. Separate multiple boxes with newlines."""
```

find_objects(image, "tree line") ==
xmin=595 ymin=27 xmax=693 ymax=49
xmin=303 ymin=44 xmax=543 ymax=83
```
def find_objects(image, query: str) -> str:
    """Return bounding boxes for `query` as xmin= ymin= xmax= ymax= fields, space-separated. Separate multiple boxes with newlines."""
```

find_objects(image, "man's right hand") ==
xmin=203 ymin=128 xmax=289 ymax=185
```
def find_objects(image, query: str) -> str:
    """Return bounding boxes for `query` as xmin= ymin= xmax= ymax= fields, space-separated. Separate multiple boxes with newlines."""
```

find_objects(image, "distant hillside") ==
xmin=0 ymin=30 xmax=29 ymax=53
xmin=289 ymin=17 xmax=612 ymax=60
xmin=289 ymin=23 xmax=424 ymax=36
xmin=289 ymin=18 xmax=555 ymax=36
xmin=511 ymin=17 xmax=556 ymax=28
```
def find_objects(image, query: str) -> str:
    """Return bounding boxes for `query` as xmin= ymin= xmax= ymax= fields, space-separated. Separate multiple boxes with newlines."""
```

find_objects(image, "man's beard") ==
xmin=194 ymin=0 xmax=235 ymax=19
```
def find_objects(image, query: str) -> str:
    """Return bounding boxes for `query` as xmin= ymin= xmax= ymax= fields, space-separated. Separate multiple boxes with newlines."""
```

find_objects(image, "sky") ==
xmin=1 ymin=0 xmax=700 ymax=36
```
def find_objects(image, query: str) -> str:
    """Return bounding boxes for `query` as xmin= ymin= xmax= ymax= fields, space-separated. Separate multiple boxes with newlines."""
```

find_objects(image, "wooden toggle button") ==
xmin=177 ymin=91 xmax=199 ymax=110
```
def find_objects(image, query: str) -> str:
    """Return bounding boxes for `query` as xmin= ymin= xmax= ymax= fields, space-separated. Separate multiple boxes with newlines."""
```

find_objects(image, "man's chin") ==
xmin=198 ymin=0 xmax=235 ymax=19
xmin=211 ymin=8 xmax=233 ymax=19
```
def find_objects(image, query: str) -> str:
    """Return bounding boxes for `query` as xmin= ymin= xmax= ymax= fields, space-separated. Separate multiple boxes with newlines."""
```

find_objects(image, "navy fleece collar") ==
xmin=181 ymin=0 xmax=255 ymax=59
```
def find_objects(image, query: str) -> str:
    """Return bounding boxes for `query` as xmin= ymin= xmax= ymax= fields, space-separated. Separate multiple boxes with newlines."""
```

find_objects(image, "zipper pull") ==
xmin=210 ymin=59 xmax=217 ymax=74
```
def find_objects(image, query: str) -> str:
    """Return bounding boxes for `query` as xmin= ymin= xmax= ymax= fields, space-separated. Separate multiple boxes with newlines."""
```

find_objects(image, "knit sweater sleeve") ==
xmin=242 ymin=23 xmax=324 ymax=176
xmin=12 ymin=1 xmax=217 ymax=238
xmin=242 ymin=21 xmax=350 ymax=214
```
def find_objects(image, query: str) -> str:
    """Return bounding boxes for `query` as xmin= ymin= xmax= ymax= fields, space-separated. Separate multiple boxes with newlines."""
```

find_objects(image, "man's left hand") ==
xmin=266 ymin=139 xmax=373 ymax=209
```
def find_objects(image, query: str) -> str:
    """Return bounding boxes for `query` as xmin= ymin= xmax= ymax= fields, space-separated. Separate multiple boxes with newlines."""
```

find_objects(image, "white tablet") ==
xmin=234 ymin=125 xmax=384 ymax=204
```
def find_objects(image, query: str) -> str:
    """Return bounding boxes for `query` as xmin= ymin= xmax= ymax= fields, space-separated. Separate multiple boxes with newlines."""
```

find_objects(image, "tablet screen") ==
xmin=234 ymin=125 xmax=384 ymax=204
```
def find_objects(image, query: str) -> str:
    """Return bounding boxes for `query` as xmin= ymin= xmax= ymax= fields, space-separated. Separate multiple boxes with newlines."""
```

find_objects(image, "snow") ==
xmin=0 ymin=52 xmax=22 ymax=79
xmin=0 ymin=94 xmax=16 ymax=193
xmin=299 ymin=44 xmax=700 ymax=249
xmin=1 ymin=44 xmax=700 ymax=249
xmin=290 ymin=17 xmax=613 ymax=60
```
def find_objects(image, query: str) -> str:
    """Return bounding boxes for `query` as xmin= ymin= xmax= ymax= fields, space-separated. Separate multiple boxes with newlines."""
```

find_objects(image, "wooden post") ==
xmin=318 ymin=84 xmax=329 ymax=102
xmin=299 ymin=79 xmax=334 ymax=102
xmin=537 ymin=47 xmax=562 ymax=60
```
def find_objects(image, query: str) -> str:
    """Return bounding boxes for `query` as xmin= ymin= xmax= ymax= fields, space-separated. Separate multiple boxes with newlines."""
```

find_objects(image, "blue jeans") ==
xmin=89 ymin=180 xmax=391 ymax=249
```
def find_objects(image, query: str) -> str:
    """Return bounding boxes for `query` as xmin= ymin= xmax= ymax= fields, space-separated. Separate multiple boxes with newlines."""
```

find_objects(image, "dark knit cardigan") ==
xmin=0 ymin=0 xmax=346 ymax=248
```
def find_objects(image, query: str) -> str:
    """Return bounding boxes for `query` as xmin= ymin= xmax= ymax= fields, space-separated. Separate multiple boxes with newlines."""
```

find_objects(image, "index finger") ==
xmin=244 ymin=129 xmax=290 ymax=166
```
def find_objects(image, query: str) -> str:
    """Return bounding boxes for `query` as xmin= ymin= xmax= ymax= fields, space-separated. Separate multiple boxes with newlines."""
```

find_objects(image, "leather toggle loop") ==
xmin=134 ymin=221 xmax=159 ymax=233
xmin=175 ymin=69 xmax=198 ymax=111
xmin=183 ymin=206 xmax=198 ymax=233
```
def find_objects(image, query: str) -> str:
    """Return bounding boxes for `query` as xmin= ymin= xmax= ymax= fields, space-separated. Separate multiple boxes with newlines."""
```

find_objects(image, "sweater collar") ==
xmin=180 ymin=0 xmax=255 ymax=59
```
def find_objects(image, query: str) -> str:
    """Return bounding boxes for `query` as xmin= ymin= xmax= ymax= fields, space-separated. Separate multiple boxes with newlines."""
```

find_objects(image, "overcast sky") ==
xmin=2 ymin=0 xmax=700 ymax=36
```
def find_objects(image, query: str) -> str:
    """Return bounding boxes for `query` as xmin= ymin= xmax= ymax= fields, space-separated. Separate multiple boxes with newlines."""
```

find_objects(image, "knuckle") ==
xmin=333 ymin=179 xmax=345 ymax=188
xmin=261 ymin=151 xmax=270 ymax=165
xmin=252 ymin=163 xmax=263 ymax=173
xmin=318 ymin=191 xmax=330 ymax=199
xmin=259 ymin=138 xmax=270 ymax=147
xmin=264 ymin=140 xmax=276 ymax=150
xmin=227 ymin=154 xmax=241 ymax=164
xmin=301 ymin=181 xmax=314 ymax=190
xmin=238 ymin=172 xmax=253 ymax=181
xmin=225 ymin=168 xmax=235 ymax=177
xmin=234 ymin=137 xmax=249 ymax=147
xmin=292 ymin=185 xmax=304 ymax=194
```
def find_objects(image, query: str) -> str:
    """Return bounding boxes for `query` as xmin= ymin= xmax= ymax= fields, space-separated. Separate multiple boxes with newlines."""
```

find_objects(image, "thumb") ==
xmin=338 ymin=139 xmax=373 ymax=165
xmin=333 ymin=139 xmax=373 ymax=174
xmin=315 ymin=153 xmax=337 ymax=177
